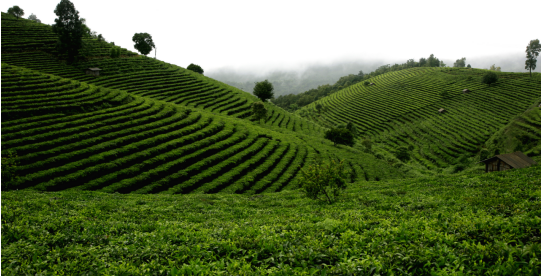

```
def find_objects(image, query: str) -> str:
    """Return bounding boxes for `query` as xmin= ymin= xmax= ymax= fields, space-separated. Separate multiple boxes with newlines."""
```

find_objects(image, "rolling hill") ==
xmin=1 ymin=13 xmax=402 ymax=194
xmin=298 ymin=67 xmax=541 ymax=173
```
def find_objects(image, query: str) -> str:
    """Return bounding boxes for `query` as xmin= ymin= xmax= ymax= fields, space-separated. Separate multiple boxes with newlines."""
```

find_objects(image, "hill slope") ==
xmin=299 ymin=67 xmax=541 ymax=172
xmin=1 ymin=14 xmax=403 ymax=193
xmin=2 ymin=164 xmax=540 ymax=274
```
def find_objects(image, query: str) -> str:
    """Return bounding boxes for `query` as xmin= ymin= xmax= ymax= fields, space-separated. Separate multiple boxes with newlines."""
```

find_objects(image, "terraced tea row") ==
xmin=301 ymin=67 xmax=541 ymax=170
xmin=2 ymin=65 xmax=403 ymax=193
xmin=1 ymin=13 xmax=325 ymax=137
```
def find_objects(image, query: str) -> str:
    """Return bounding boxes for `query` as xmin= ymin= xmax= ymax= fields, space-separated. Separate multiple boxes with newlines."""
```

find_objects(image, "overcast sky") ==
xmin=3 ymin=0 xmax=540 ymax=74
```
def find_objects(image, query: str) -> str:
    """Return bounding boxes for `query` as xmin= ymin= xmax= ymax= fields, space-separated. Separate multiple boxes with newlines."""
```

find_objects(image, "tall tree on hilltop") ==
xmin=52 ymin=0 xmax=84 ymax=64
xmin=132 ymin=33 xmax=155 ymax=56
xmin=525 ymin=39 xmax=541 ymax=77
xmin=7 ymin=6 xmax=24 ymax=19
xmin=253 ymin=80 xmax=274 ymax=102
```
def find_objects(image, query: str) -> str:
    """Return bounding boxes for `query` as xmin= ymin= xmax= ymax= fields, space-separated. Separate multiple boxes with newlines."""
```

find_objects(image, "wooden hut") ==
xmin=438 ymin=108 xmax=446 ymax=113
xmin=86 ymin=68 xmax=102 ymax=77
xmin=369 ymin=83 xmax=375 ymax=86
xmin=463 ymin=89 xmax=471 ymax=93
xmin=480 ymin=151 xmax=536 ymax=173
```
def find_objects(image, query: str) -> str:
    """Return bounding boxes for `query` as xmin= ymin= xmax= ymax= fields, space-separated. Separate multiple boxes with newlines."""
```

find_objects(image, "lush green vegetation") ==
xmin=3 ymin=165 xmax=540 ymax=274
xmin=2 ymin=9 xmax=541 ymax=275
xmin=273 ymin=54 xmax=448 ymax=111
xmin=298 ymin=67 xmax=541 ymax=174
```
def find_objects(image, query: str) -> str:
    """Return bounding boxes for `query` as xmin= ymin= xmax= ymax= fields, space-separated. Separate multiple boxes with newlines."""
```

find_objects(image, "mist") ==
xmin=208 ymin=61 xmax=385 ymax=96
xmin=207 ymin=52 xmax=532 ymax=96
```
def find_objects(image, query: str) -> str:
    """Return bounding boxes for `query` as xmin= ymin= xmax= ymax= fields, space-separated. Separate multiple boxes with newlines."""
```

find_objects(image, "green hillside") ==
xmin=299 ymin=67 xmax=541 ymax=173
xmin=2 ymin=164 xmax=540 ymax=274
xmin=1 ymin=13 xmax=402 ymax=194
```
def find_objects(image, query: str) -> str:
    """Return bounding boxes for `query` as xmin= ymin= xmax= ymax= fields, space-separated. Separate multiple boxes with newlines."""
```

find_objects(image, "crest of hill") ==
xmin=1 ymin=15 xmax=405 ymax=194
xmin=298 ymin=67 xmax=541 ymax=174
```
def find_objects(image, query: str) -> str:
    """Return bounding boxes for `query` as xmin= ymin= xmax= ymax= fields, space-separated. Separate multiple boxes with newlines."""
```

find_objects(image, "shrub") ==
xmin=251 ymin=101 xmax=267 ymax=123
xmin=394 ymin=146 xmax=410 ymax=162
xmin=361 ymin=138 xmax=372 ymax=152
xmin=1 ymin=151 xmax=19 ymax=190
xmin=187 ymin=63 xmax=204 ymax=75
xmin=298 ymin=158 xmax=348 ymax=204
xmin=324 ymin=128 xmax=354 ymax=146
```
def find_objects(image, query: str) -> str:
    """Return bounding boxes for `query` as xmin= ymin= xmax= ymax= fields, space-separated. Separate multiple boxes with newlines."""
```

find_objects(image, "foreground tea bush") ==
xmin=2 ymin=165 xmax=540 ymax=275
xmin=298 ymin=158 xmax=349 ymax=204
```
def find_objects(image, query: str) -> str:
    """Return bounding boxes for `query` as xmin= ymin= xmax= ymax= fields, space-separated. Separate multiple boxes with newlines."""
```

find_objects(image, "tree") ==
xmin=324 ymin=128 xmax=354 ymax=146
xmin=298 ymin=157 xmax=348 ymax=204
xmin=132 ymin=33 xmax=155 ymax=56
xmin=482 ymin=71 xmax=498 ymax=87
xmin=110 ymin=46 xmax=121 ymax=58
xmin=440 ymin=60 xmax=446 ymax=67
xmin=454 ymin=57 xmax=466 ymax=67
xmin=28 ymin=13 xmax=41 ymax=23
xmin=7 ymin=6 xmax=24 ymax=19
xmin=52 ymin=0 xmax=84 ymax=64
xmin=289 ymin=103 xmax=298 ymax=111
xmin=346 ymin=122 xmax=358 ymax=136
xmin=187 ymin=63 xmax=204 ymax=74
xmin=315 ymin=103 xmax=323 ymax=114
xmin=489 ymin=64 xmax=501 ymax=72
xmin=467 ymin=64 xmax=471 ymax=68
xmin=251 ymin=102 xmax=267 ymax=123
xmin=253 ymin=80 xmax=274 ymax=102
xmin=525 ymin=39 xmax=541 ymax=77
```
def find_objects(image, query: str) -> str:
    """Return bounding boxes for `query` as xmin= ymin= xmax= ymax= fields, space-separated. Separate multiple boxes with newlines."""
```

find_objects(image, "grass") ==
xmin=2 ymin=165 xmax=540 ymax=275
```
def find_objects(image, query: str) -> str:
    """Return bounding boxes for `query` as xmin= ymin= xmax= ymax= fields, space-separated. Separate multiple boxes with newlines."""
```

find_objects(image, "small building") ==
xmin=463 ymin=89 xmax=471 ymax=93
xmin=86 ymin=68 xmax=102 ymax=77
xmin=480 ymin=151 xmax=537 ymax=173
xmin=369 ymin=83 xmax=375 ymax=86
xmin=438 ymin=108 xmax=446 ymax=113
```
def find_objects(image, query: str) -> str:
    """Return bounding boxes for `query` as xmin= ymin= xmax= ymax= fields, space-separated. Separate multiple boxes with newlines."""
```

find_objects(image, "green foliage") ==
xmin=2 ymin=166 xmax=541 ymax=274
xmin=298 ymin=158 xmax=348 ymax=204
xmin=346 ymin=121 xmax=358 ymax=136
xmin=315 ymin=103 xmax=323 ymax=113
xmin=453 ymin=57 xmax=466 ymax=67
xmin=361 ymin=138 xmax=372 ymax=152
xmin=132 ymin=32 xmax=155 ymax=56
xmin=251 ymin=101 xmax=267 ymax=123
xmin=7 ymin=6 xmax=24 ymax=19
xmin=253 ymin=79 xmax=274 ymax=102
xmin=467 ymin=64 xmax=471 ymax=68
xmin=109 ymin=46 xmax=121 ymax=58
xmin=525 ymin=39 xmax=541 ymax=77
xmin=394 ymin=146 xmax=410 ymax=162
xmin=482 ymin=71 xmax=498 ymax=86
xmin=273 ymin=54 xmax=444 ymax=110
xmin=440 ymin=89 xmax=450 ymax=99
xmin=1 ymin=150 xmax=19 ymax=189
xmin=187 ymin=63 xmax=204 ymax=74
xmin=52 ymin=0 xmax=84 ymax=64
xmin=288 ymin=103 xmax=298 ymax=111
xmin=324 ymin=128 xmax=354 ymax=146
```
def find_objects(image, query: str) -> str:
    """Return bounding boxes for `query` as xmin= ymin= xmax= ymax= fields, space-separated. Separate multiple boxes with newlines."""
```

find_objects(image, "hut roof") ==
xmin=480 ymin=151 xmax=537 ymax=169
xmin=438 ymin=108 xmax=445 ymax=112
xmin=87 ymin=68 xmax=102 ymax=71
xmin=463 ymin=89 xmax=471 ymax=93
xmin=369 ymin=83 xmax=375 ymax=85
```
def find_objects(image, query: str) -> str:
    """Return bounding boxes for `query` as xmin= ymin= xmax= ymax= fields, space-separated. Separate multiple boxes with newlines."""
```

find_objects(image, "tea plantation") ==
xmin=2 ymin=11 xmax=541 ymax=275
